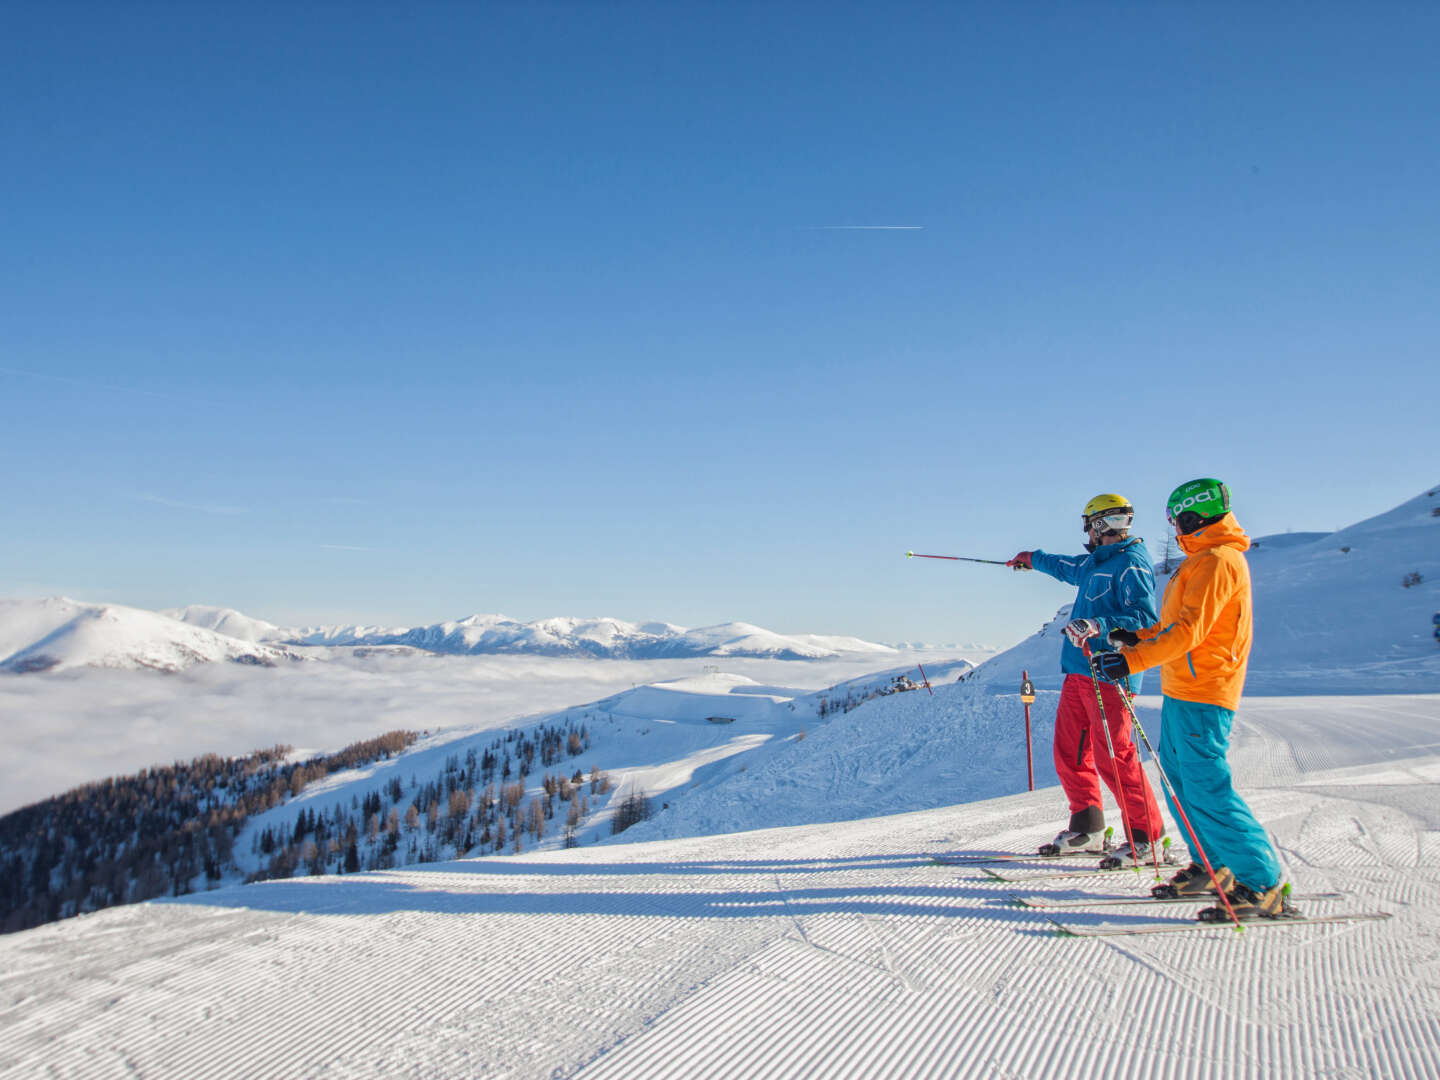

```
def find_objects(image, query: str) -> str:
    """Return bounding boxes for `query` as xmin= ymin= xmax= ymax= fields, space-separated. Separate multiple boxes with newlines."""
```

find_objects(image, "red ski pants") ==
xmin=1053 ymin=674 xmax=1165 ymax=842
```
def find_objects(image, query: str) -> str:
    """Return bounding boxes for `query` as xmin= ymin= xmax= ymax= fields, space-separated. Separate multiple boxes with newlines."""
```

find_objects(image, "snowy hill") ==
xmin=224 ymin=658 xmax=978 ymax=880
xmin=0 ymin=598 xmax=304 ymax=674
xmin=1244 ymin=485 xmax=1440 ymax=690
xmin=1248 ymin=530 xmax=1330 ymax=551
xmin=160 ymin=604 xmax=287 ymax=643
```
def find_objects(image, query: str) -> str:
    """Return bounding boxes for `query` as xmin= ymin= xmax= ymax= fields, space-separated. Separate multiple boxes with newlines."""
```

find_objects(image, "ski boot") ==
xmin=1038 ymin=825 xmax=1113 ymax=857
xmin=1152 ymin=861 xmax=1233 ymax=900
xmin=1099 ymin=834 xmax=1178 ymax=871
xmin=1198 ymin=881 xmax=1296 ymax=923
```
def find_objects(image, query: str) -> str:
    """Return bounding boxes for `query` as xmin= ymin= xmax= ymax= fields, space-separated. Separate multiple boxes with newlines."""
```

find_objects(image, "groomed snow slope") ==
xmin=3 ymin=692 xmax=1438 ymax=1079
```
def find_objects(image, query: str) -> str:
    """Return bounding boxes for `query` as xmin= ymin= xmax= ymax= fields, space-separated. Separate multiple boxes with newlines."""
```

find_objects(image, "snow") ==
xmin=223 ymin=658 xmax=980 ymax=867
xmin=160 ymin=604 xmax=286 ymax=643
xmin=1248 ymin=530 xmax=1330 ymax=551
xmin=3 ymin=689 xmax=1439 ymax=1079
xmin=2 ymin=484 xmax=1439 ymax=1077
xmin=1242 ymin=488 xmax=1440 ymax=691
xmin=596 ymin=672 xmax=795 ymax=724
xmin=0 ymin=597 xmax=302 ymax=674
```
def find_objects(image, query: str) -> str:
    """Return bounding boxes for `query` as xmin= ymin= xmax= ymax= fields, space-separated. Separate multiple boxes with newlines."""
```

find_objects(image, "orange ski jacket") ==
xmin=1121 ymin=513 xmax=1253 ymax=709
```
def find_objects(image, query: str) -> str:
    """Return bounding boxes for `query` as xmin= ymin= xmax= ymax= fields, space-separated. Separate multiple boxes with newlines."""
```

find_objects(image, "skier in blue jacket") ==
xmin=1008 ymin=493 xmax=1165 ymax=860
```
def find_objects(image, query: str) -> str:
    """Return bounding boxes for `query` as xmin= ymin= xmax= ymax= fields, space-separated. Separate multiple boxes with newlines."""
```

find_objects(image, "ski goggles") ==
xmin=1084 ymin=512 xmax=1133 ymax=534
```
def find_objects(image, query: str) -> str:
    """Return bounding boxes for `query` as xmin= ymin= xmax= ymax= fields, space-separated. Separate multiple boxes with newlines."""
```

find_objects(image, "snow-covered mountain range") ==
xmin=172 ymin=608 xmax=905 ymax=661
xmin=0 ymin=603 xmax=903 ymax=675
xmin=286 ymin=614 xmax=899 ymax=661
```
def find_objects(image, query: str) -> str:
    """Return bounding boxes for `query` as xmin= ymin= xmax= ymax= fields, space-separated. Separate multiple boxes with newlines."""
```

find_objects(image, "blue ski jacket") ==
xmin=1031 ymin=537 xmax=1159 ymax=690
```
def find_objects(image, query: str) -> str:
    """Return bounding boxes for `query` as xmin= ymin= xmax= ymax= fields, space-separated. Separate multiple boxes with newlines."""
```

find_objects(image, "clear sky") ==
xmin=3 ymin=3 xmax=1437 ymax=647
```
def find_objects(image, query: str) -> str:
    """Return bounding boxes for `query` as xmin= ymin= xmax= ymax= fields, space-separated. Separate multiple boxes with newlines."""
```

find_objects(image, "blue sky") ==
xmin=3 ymin=3 xmax=1437 ymax=647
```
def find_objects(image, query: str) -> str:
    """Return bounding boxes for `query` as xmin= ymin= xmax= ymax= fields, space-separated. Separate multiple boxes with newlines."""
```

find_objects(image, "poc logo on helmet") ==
xmin=1172 ymin=491 xmax=1219 ymax=513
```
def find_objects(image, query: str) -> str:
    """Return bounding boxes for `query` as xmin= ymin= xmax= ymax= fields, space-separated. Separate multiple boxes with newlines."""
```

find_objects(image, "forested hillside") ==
xmin=0 ymin=732 xmax=416 ymax=933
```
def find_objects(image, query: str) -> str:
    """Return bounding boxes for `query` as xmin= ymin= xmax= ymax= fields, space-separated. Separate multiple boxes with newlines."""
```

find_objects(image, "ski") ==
xmin=980 ymin=865 xmax=1162 ymax=883
xmin=1046 ymin=910 xmax=1392 ymax=938
xmin=1012 ymin=890 xmax=1343 ymax=910
xmin=930 ymin=849 xmax=1105 ymax=866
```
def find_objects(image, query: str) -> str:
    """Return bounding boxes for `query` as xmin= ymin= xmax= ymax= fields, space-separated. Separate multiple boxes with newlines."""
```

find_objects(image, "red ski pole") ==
xmin=1081 ymin=642 xmax=1163 ymax=878
xmin=1080 ymin=642 xmax=1139 ymax=870
xmin=916 ymin=664 xmax=933 ymax=696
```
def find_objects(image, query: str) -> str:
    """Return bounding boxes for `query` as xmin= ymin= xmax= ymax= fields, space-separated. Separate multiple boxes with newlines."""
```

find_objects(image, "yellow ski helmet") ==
xmin=1082 ymin=493 xmax=1134 ymax=534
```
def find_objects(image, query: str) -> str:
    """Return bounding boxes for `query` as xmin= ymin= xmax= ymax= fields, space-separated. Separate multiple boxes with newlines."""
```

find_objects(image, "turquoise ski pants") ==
xmin=1157 ymin=696 xmax=1280 ymax=891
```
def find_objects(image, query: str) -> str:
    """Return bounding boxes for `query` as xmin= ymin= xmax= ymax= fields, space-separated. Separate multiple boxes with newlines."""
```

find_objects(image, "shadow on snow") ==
xmin=158 ymin=850 xmax=1191 ymax=931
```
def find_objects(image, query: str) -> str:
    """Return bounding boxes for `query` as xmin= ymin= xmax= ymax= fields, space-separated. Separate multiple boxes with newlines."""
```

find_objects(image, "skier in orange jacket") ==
xmin=1092 ymin=478 xmax=1288 ymax=919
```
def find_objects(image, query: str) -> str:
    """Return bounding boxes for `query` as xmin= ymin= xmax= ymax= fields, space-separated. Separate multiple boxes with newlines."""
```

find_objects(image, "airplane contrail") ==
xmin=0 ymin=365 xmax=174 ymax=398
xmin=812 ymin=225 xmax=924 ymax=230
xmin=137 ymin=493 xmax=248 ymax=516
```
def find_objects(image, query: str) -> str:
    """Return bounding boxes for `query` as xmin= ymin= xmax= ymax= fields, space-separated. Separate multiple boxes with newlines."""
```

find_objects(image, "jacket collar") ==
xmin=1092 ymin=536 xmax=1142 ymax=562
xmin=1178 ymin=512 xmax=1250 ymax=555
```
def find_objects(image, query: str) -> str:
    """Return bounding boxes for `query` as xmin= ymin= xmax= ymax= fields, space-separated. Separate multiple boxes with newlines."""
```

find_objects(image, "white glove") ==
xmin=1063 ymin=618 xmax=1102 ymax=647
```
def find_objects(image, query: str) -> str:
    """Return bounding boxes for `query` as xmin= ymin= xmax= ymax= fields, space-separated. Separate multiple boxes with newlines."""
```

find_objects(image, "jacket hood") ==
xmin=1178 ymin=512 xmax=1250 ymax=555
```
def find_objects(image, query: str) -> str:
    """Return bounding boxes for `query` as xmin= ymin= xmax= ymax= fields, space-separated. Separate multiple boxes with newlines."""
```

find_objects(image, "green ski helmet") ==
xmin=1166 ymin=478 xmax=1231 ymax=534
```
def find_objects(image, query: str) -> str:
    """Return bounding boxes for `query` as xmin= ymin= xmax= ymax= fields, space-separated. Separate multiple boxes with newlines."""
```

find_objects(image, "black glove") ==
xmin=1108 ymin=628 xmax=1139 ymax=648
xmin=1091 ymin=651 xmax=1131 ymax=682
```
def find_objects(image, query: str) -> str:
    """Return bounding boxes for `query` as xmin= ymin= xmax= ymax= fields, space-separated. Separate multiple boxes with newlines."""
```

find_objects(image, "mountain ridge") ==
xmin=0 ymin=600 xmax=906 ymax=673
xmin=175 ymin=608 xmax=906 ymax=661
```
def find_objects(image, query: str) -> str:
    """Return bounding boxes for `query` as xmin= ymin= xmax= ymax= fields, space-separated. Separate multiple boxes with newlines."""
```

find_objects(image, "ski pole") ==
xmin=1080 ymin=642 xmax=1140 ymax=871
xmin=1081 ymin=644 xmax=1164 ymax=878
xmin=905 ymin=552 xmax=1010 ymax=565
xmin=1136 ymin=715 xmax=1163 ymax=880
xmin=916 ymin=663 xmax=933 ymax=696
xmin=1108 ymin=677 xmax=1245 ymax=932
xmin=1134 ymin=726 xmax=1163 ymax=881
xmin=1020 ymin=671 xmax=1036 ymax=792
